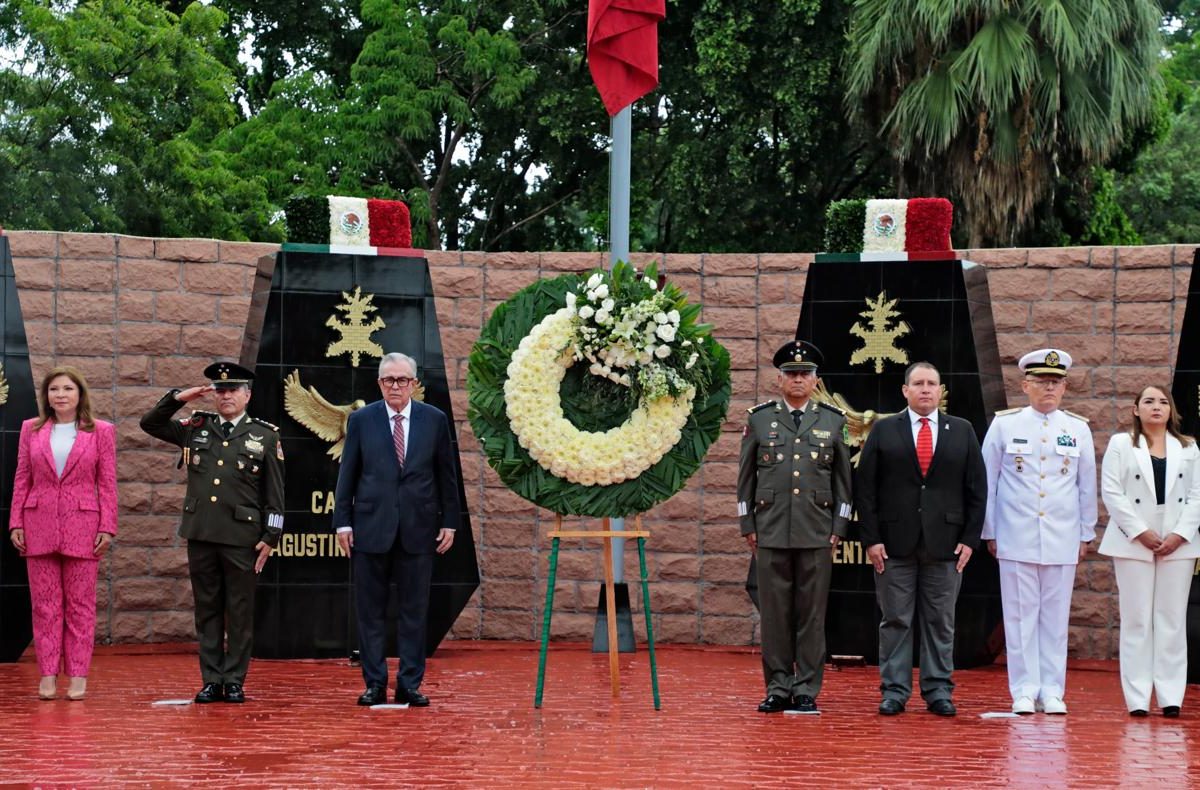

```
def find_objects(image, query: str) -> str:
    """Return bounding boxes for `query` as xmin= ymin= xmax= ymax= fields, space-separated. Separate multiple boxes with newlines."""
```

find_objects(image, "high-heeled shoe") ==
xmin=38 ymin=676 xmax=57 ymax=700
xmin=66 ymin=677 xmax=87 ymax=701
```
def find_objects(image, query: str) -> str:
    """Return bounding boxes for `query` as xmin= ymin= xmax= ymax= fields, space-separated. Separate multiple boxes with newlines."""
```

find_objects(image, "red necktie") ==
xmin=917 ymin=417 xmax=933 ymax=476
xmin=393 ymin=414 xmax=406 ymax=469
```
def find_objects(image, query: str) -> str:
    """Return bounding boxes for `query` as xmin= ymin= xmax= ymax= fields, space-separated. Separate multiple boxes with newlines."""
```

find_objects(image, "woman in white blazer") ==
xmin=1099 ymin=385 xmax=1200 ymax=718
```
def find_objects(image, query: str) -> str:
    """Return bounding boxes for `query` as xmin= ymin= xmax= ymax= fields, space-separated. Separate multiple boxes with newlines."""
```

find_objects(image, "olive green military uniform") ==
xmin=140 ymin=392 xmax=285 ymax=685
xmin=738 ymin=398 xmax=853 ymax=700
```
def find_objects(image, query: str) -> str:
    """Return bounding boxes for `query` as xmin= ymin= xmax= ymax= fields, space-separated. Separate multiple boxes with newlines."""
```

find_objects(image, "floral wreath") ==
xmin=467 ymin=262 xmax=731 ymax=517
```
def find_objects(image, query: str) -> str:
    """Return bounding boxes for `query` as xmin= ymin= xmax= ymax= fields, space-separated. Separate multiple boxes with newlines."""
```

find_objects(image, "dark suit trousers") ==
xmin=757 ymin=546 xmax=832 ymax=698
xmin=187 ymin=540 xmax=258 ymax=684
xmin=352 ymin=540 xmax=434 ymax=691
xmin=875 ymin=546 xmax=962 ymax=704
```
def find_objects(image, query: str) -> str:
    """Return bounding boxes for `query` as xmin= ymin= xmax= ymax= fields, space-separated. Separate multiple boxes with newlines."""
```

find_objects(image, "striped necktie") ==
xmin=393 ymin=414 xmax=406 ymax=469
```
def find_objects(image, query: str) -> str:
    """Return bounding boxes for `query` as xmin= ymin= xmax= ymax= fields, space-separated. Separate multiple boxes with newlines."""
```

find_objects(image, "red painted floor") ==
xmin=0 ymin=642 xmax=1195 ymax=788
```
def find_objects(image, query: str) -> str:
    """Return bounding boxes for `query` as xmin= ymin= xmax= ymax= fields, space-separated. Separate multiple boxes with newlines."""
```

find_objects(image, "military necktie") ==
xmin=791 ymin=409 xmax=803 ymax=429
xmin=221 ymin=421 xmax=232 ymax=438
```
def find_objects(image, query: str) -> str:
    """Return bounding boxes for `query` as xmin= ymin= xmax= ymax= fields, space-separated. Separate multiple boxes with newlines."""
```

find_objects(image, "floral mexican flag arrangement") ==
xmin=285 ymin=195 xmax=412 ymax=248
xmin=823 ymin=197 xmax=953 ymax=254
xmin=468 ymin=262 xmax=731 ymax=517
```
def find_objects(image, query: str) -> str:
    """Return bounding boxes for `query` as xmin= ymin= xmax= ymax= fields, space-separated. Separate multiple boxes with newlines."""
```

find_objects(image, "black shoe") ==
xmin=757 ymin=694 xmax=792 ymax=713
xmin=357 ymin=686 xmax=387 ymax=706
xmin=224 ymin=683 xmax=245 ymax=703
xmin=927 ymin=698 xmax=957 ymax=717
xmin=397 ymin=688 xmax=429 ymax=707
xmin=792 ymin=694 xmax=818 ymax=713
xmin=1130 ymin=709 xmax=1148 ymax=717
xmin=194 ymin=683 xmax=224 ymax=704
xmin=1164 ymin=706 xmax=1181 ymax=718
xmin=878 ymin=698 xmax=905 ymax=716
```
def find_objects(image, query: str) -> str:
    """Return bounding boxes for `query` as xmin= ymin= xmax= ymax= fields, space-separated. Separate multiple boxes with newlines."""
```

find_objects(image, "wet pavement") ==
xmin=0 ymin=642 xmax=1195 ymax=788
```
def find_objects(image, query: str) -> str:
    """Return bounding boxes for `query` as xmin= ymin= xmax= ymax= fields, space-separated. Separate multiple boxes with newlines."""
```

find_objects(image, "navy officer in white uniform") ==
xmin=981 ymin=348 xmax=1097 ymax=715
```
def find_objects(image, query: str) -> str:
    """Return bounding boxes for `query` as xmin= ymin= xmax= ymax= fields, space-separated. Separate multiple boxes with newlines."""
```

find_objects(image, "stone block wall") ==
xmin=6 ymin=231 xmax=1197 ymax=659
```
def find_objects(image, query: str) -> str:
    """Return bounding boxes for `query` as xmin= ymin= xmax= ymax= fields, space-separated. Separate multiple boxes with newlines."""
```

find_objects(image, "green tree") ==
xmin=1118 ymin=96 xmax=1200 ymax=243
xmin=844 ymin=0 xmax=1163 ymax=248
xmin=0 ymin=0 xmax=276 ymax=238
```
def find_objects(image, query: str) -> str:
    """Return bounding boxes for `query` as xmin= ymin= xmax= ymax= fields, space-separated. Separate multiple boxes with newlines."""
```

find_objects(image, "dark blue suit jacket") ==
xmin=333 ymin=399 xmax=461 ymax=555
xmin=854 ymin=411 xmax=987 ymax=560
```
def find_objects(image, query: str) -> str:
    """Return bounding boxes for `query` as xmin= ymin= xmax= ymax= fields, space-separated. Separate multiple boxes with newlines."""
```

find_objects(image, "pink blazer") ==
xmin=8 ymin=418 xmax=118 ymax=558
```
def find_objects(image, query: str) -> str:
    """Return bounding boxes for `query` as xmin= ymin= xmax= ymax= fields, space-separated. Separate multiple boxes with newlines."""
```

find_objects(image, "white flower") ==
xmin=587 ymin=273 xmax=603 ymax=289
xmin=595 ymin=309 xmax=611 ymax=324
xmin=646 ymin=279 xmax=657 ymax=291
xmin=685 ymin=352 xmax=698 ymax=369
xmin=602 ymin=298 xmax=615 ymax=312
xmin=654 ymin=312 xmax=669 ymax=324
xmin=594 ymin=284 xmax=609 ymax=299
xmin=566 ymin=292 xmax=577 ymax=309
xmin=656 ymin=324 xmax=677 ymax=342
xmin=578 ymin=305 xmax=595 ymax=319
xmin=668 ymin=309 xmax=680 ymax=324
xmin=655 ymin=345 xmax=671 ymax=359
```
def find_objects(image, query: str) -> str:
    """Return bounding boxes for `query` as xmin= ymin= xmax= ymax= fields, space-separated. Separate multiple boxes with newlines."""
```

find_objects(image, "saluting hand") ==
xmin=176 ymin=385 xmax=214 ymax=403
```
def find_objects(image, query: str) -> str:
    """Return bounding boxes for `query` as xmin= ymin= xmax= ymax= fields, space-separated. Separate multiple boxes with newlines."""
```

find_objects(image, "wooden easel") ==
xmin=534 ymin=515 xmax=660 ymax=709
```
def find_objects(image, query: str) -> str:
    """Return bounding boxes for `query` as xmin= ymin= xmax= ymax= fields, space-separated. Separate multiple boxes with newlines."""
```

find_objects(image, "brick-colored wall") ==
xmin=6 ymin=231 xmax=1197 ymax=659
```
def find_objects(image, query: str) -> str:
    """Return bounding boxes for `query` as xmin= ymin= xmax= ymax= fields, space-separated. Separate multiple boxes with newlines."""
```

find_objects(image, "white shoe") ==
xmin=1012 ymin=696 xmax=1036 ymax=715
xmin=1042 ymin=697 xmax=1067 ymax=715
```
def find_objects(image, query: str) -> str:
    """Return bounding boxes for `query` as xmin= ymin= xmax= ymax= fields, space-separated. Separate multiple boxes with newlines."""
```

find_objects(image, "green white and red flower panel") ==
xmin=327 ymin=196 xmax=412 ymax=248
xmin=860 ymin=198 xmax=953 ymax=253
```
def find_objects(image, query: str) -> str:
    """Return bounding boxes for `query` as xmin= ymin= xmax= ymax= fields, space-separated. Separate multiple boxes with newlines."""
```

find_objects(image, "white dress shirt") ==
xmin=337 ymin=401 xmax=412 ymax=534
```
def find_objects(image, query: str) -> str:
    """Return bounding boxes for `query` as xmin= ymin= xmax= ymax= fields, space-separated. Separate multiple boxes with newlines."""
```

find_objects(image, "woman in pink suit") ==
xmin=8 ymin=367 xmax=117 ymax=701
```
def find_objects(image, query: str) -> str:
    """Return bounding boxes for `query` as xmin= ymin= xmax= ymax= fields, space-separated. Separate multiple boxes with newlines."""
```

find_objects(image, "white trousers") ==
xmin=999 ymin=559 xmax=1075 ymax=701
xmin=1113 ymin=556 xmax=1193 ymax=711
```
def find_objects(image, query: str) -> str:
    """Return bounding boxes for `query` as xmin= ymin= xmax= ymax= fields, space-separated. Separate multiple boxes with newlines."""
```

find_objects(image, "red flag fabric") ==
xmin=587 ymin=0 xmax=665 ymax=116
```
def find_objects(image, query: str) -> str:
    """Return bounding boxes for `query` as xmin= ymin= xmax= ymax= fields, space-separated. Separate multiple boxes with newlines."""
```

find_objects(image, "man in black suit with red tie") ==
xmin=855 ymin=361 xmax=987 ymax=717
xmin=333 ymin=352 xmax=461 ymax=707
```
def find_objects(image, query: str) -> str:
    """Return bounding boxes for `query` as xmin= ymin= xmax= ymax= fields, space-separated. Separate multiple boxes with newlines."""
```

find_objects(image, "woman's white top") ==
xmin=50 ymin=422 xmax=77 ymax=477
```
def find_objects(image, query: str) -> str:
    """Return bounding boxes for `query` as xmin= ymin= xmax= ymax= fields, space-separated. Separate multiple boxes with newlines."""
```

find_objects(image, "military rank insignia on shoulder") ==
xmin=993 ymin=407 xmax=1022 ymax=417
xmin=746 ymin=400 xmax=777 ymax=415
xmin=1061 ymin=408 xmax=1089 ymax=424
xmin=816 ymin=401 xmax=845 ymax=416
xmin=251 ymin=416 xmax=279 ymax=432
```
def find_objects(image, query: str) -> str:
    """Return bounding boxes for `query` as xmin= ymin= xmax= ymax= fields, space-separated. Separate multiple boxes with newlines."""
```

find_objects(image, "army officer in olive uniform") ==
xmin=140 ymin=361 xmax=284 ymax=704
xmin=738 ymin=340 xmax=853 ymax=713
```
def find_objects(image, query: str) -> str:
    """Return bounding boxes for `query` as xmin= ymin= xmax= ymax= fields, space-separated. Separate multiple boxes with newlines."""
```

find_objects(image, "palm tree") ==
xmin=844 ymin=0 xmax=1162 ymax=248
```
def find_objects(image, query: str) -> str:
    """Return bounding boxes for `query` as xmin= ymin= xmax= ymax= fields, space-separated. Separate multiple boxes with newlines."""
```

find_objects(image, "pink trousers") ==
xmin=26 ymin=555 xmax=100 ymax=677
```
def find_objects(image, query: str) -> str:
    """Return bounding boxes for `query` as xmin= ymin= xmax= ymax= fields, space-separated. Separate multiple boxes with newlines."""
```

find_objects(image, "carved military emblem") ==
xmin=284 ymin=369 xmax=424 ymax=461
xmin=0 ymin=363 xmax=8 ymax=406
xmin=849 ymin=291 xmax=911 ymax=374
xmin=325 ymin=286 xmax=386 ymax=367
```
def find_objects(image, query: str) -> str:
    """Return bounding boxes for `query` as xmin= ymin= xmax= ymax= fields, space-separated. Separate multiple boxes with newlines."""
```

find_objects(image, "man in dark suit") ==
xmin=140 ymin=361 xmax=285 ymax=704
xmin=855 ymin=361 xmax=987 ymax=717
xmin=334 ymin=352 xmax=460 ymax=707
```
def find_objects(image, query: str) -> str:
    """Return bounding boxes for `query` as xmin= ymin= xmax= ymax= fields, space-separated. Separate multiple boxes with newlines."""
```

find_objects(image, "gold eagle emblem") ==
xmin=811 ymin=380 xmax=949 ymax=465
xmin=283 ymin=369 xmax=425 ymax=461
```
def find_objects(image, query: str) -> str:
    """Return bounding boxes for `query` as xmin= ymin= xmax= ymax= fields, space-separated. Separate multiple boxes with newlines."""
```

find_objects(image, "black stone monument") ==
xmin=0 ymin=235 xmax=38 ymax=661
xmin=1168 ymin=248 xmax=1200 ymax=684
xmin=241 ymin=245 xmax=479 ymax=659
xmin=748 ymin=256 xmax=1007 ymax=668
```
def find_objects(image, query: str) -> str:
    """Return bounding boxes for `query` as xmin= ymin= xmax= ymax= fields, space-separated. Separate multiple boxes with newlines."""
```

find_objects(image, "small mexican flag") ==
xmin=824 ymin=198 xmax=954 ymax=255
xmin=285 ymin=195 xmax=412 ymax=249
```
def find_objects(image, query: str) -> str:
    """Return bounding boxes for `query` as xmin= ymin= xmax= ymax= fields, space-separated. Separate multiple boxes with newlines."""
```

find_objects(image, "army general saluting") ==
xmin=737 ymin=340 xmax=852 ymax=713
xmin=140 ymin=361 xmax=284 ymax=704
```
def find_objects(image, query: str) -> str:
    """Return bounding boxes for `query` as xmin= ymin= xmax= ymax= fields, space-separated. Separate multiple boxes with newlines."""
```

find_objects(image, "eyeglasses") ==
xmin=380 ymin=376 xmax=414 ymax=388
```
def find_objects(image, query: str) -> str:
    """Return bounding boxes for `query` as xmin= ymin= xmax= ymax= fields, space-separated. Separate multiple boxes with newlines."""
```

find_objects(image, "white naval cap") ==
xmin=1018 ymin=348 xmax=1071 ymax=377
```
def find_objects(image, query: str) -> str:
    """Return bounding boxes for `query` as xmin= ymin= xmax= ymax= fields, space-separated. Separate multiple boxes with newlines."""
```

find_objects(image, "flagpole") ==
xmin=607 ymin=105 xmax=631 ymax=584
